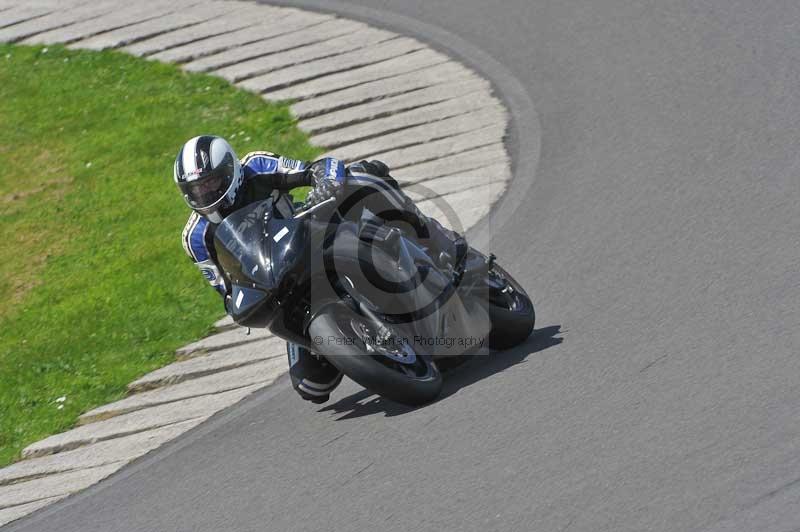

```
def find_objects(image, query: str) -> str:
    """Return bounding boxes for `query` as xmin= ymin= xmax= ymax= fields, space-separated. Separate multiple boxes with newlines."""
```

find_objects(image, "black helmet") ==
xmin=174 ymin=135 xmax=242 ymax=223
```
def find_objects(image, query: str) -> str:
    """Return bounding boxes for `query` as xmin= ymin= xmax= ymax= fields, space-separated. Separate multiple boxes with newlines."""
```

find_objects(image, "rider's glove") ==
xmin=308 ymin=158 xmax=346 ymax=186
xmin=304 ymin=178 xmax=342 ymax=207
xmin=304 ymin=158 xmax=346 ymax=207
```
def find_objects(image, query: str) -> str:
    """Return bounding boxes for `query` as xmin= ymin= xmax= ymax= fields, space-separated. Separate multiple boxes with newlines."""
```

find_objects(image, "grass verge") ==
xmin=0 ymin=43 xmax=320 ymax=466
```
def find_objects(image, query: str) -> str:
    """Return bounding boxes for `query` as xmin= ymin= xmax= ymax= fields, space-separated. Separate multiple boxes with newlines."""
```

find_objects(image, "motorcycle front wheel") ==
xmin=308 ymin=303 xmax=443 ymax=406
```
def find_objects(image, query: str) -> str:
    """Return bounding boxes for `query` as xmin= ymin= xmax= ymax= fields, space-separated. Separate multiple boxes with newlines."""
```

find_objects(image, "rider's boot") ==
xmin=287 ymin=342 xmax=342 ymax=404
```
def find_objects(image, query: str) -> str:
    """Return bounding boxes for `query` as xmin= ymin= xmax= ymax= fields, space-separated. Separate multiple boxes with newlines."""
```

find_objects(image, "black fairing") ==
xmin=214 ymin=199 xmax=306 ymax=328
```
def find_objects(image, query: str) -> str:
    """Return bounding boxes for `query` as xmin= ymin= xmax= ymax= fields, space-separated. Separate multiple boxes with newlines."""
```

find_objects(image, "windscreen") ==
xmin=213 ymin=200 xmax=275 ymax=290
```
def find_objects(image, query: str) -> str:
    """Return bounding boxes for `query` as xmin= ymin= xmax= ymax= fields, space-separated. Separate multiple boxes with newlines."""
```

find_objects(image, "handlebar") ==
xmin=293 ymin=196 xmax=337 ymax=219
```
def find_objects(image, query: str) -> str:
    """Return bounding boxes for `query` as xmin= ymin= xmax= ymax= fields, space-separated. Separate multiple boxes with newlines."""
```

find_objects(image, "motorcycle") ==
xmin=213 ymin=185 xmax=534 ymax=406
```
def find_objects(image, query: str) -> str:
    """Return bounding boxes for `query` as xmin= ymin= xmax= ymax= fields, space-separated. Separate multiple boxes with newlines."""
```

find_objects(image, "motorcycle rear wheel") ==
xmin=484 ymin=263 xmax=535 ymax=350
xmin=308 ymin=303 xmax=443 ymax=406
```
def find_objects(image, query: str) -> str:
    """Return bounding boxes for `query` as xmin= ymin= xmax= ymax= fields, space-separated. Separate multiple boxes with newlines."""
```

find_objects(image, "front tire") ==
xmin=308 ymin=303 xmax=443 ymax=406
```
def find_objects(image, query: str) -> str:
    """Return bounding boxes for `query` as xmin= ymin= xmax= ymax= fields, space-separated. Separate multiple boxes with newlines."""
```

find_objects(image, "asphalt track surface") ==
xmin=11 ymin=1 xmax=800 ymax=531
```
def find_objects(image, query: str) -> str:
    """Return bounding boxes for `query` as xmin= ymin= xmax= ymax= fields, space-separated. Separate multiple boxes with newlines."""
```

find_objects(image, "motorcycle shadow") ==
xmin=318 ymin=325 xmax=564 ymax=420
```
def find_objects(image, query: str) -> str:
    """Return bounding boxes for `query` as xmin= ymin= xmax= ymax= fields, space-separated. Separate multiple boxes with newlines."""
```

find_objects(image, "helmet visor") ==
xmin=180 ymin=153 xmax=235 ymax=210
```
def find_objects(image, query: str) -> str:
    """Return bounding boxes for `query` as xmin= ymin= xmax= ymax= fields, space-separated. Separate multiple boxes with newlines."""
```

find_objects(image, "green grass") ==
xmin=0 ymin=44 xmax=320 ymax=466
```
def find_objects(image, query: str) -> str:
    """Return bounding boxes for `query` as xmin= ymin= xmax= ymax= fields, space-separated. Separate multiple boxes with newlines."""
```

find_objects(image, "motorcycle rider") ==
xmin=175 ymin=135 xmax=463 ymax=404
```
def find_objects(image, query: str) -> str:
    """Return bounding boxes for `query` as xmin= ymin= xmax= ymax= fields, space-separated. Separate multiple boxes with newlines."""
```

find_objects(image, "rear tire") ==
xmin=308 ymin=304 xmax=443 ymax=406
xmin=484 ymin=264 xmax=535 ymax=350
